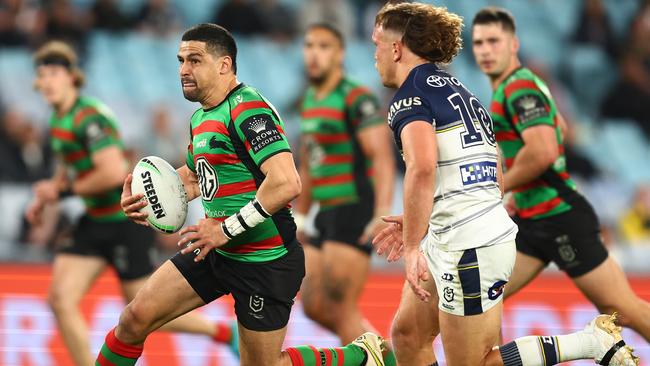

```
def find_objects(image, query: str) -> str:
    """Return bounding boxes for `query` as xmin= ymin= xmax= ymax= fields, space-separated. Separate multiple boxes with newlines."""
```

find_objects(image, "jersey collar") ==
xmin=202 ymin=82 xmax=246 ymax=112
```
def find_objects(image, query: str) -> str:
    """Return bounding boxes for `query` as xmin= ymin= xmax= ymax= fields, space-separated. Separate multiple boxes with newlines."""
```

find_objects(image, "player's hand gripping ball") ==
xmin=131 ymin=156 xmax=188 ymax=233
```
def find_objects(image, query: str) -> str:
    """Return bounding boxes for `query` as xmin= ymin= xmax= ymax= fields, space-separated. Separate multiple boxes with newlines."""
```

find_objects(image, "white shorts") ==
xmin=423 ymin=238 xmax=516 ymax=316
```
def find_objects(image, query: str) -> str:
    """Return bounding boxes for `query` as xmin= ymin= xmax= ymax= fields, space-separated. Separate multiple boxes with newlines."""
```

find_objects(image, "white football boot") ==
xmin=352 ymin=332 xmax=386 ymax=366
xmin=586 ymin=313 xmax=639 ymax=366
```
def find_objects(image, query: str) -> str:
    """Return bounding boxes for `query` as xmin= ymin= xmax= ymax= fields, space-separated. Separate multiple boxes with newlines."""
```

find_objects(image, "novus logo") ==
xmin=388 ymin=96 xmax=422 ymax=124
xmin=141 ymin=171 xmax=166 ymax=219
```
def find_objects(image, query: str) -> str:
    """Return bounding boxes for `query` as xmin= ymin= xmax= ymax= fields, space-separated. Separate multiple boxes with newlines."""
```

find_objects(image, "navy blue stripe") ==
xmin=500 ymin=341 xmax=523 ymax=366
xmin=458 ymin=248 xmax=483 ymax=315
xmin=539 ymin=336 xmax=559 ymax=365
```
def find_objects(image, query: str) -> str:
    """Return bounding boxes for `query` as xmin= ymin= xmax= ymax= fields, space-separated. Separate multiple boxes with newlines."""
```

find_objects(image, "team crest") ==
xmin=249 ymin=294 xmax=264 ymax=313
xmin=443 ymin=287 xmax=454 ymax=302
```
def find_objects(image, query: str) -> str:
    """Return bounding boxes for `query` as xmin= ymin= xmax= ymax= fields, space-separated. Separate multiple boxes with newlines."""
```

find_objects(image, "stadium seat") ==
xmin=598 ymin=119 xmax=650 ymax=185
xmin=563 ymin=45 xmax=616 ymax=117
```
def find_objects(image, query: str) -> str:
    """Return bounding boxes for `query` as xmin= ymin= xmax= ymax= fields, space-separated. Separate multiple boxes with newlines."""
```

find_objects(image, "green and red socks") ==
xmin=285 ymin=344 xmax=367 ymax=366
xmin=95 ymin=328 xmax=142 ymax=366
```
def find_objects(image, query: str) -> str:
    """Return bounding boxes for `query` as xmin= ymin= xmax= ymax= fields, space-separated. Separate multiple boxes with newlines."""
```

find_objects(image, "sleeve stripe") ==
xmin=344 ymin=87 xmax=370 ymax=106
xmin=73 ymin=107 xmax=100 ymax=127
xmin=230 ymin=100 xmax=270 ymax=121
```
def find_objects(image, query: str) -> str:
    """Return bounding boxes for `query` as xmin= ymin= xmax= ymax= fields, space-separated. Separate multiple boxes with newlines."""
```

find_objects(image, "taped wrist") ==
xmin=221 ymin=198 xmax=271 ymax=239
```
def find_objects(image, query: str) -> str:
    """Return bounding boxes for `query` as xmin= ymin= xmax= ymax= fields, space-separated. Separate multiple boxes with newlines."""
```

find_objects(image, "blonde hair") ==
xmin=375 ymin=2 xmax=463 ymax=64
xmin=33 ymin=41 xmax=85 ymax=88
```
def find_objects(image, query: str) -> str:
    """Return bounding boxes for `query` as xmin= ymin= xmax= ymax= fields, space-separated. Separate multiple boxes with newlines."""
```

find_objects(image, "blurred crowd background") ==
xmin=1 ymin=0 xmax=650 ymax=269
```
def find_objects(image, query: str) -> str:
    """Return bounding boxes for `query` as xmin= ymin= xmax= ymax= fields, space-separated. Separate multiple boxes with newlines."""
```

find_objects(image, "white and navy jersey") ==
xmin=389 ymin=63 xmax=517 ymax=251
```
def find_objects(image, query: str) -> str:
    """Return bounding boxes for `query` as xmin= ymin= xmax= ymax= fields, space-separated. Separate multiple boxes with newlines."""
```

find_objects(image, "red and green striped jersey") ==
xmin=186 ymin=83 xmax=294 ymax=263
xmin=491 ymin=67 xmax=579 ymax=219
xmin=300 ymin=77 xmax=383 ymax=209
xmin=49 ymin=96 xmax=126 ymax=222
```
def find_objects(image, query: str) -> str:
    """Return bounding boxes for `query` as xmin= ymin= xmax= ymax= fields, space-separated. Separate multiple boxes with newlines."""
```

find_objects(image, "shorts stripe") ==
xmin=458 ymin=249 xmax=483 ymax=315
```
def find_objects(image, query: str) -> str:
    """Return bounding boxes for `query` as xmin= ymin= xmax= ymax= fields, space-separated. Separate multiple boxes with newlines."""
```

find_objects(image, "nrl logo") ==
xmin=249 ymin=117 xmax=268 ymax=134
xmin=518 ymin=95 xmax=538 ymax=110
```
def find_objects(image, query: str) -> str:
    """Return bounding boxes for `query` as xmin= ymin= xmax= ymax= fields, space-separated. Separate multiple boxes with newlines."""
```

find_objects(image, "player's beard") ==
xmin=181 ymin=79 xmax=201 ymax=102
xmin=182 ymin=88 xmax=200 ymax=102
xmin=307 ymin=70 xmax=327 ymax=86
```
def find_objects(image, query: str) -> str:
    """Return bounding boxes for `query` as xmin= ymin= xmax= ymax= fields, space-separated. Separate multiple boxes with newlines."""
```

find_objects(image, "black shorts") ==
xmin=514 ymin=196 xmax=608 ymax=277
xmin=171 ymin=241 xmax=305 ymax=332
xmin=309 ymin=200 xmax=374 ymax=255
xmin=60 ymin=215 xmax=156 ymax=280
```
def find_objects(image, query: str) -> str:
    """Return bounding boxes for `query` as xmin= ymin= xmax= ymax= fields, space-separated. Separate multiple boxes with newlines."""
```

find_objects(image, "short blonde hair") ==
xmin=375 ymin=2 xmax=463 ymax=64
xmin=33 ymin=41 xmax=85 ymax=88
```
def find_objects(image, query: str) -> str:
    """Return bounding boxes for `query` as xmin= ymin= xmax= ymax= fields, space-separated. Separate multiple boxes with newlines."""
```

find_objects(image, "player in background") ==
xmin=95 ymin=23 xmax=386 ymax=366
xmin=25 ymin=41 xmax=239 ymax=365
xmin=472 ymin=7 xmax=650 ymax=342
xmin=371 ymin=2 xmax=638 ymax=366
xmin=296 ymin=23 xmax=396 ymax=364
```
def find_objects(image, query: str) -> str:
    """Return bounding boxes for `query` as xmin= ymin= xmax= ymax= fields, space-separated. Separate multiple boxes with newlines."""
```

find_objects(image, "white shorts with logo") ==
xmin=423 ymin=238 xmax=516 ymax=316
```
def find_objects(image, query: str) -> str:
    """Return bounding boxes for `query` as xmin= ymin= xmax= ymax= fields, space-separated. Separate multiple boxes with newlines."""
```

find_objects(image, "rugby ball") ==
xmin=131 ymin=156 xmax=188 ymax=233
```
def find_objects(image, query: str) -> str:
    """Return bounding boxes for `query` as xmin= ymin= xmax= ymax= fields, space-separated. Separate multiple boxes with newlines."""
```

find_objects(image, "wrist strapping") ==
xmin=293 ymin=213 xmax=306 ymax=232
xmin=221 ymin=198 xmax=271 ymax=239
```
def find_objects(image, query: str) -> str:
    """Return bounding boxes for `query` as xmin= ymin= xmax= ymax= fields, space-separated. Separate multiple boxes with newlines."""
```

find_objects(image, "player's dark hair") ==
xmin=375 ymin=2 xmax=463 ymax=64
xmin=472 ymin=7 xmax=516 ymax=33
xmin=307 ymin=23 xmax=345 ymax=47
xmin=182 ymin=23 xmax=238 ymax=73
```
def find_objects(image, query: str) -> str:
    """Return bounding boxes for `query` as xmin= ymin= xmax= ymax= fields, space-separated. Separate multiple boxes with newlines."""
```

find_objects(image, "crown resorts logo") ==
xmin=518 ymin=95 xmax=538 ymax=110
xmin=250 ymin=116 xmax=268 ymax=134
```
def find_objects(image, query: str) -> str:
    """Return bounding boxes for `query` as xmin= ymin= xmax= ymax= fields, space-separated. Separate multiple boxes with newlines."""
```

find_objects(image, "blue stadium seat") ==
xmin=171 ymin=0 xmax=221 ymax=26
xmin=563 ymin=45 xmax=616 ymax=116
xmin=603 ymin=0 xmax=640 ymax=38
xmin=598 ymin=120 xmax=650 ymax=185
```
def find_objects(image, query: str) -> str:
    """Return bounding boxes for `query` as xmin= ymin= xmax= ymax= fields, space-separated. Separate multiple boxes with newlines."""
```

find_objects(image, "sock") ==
xmin=212 ymin=322 xmax=232 ymax=344
xmin=95 ymin=328 xmax=143 ymax=366
xmin=285 ymin=344 xmax=366 ymax=366
xmin=383 ymin=349 xmax=397 ymax=366
xmin=499 ymin=332 xmax=598 ymax=366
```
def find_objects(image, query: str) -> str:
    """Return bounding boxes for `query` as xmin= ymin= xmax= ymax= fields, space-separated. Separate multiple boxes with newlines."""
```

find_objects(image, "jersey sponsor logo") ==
xmin=358 ymin=99 xmax=378 ymax=119
xmin=196 ymin=139 xmax=207 ymax=148
xmin=85 ymin=120 xmax=107 ymax=146
xmin=488 ymin=280 xmax=508 ymax=300
xmin=387 ymin=96 xmax=422 ymax=126
xmin=512 ymin=94 xmax=548 ymax=124
xmin=460 ymin=161 xmax=498 ymax=186
xmin=241 ymin=114 xmax=282 ymax=153
xmin=195 ymin=156 xmax=218 ymax=201
xmin=426 ymin=74 xmax=464 ymax=88
xmin=140 ymin=170 xmax=166 ymax=219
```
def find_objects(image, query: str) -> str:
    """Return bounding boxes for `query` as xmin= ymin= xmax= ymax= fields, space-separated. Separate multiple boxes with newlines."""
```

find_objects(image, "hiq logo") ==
xmin=460 ymin=161 xmax=497 ymax=185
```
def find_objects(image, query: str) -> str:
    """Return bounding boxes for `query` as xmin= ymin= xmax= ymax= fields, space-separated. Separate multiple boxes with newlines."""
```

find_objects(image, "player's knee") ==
xmin=118 ymin=301 xmax=154 ymax=340
xmin=323 ymin=277 xmax=347 ymax=304
xmin=391 ymin=316 xmax=435 ymax=350
xmin=47 ymin=286 xmax=77 ymax=314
